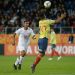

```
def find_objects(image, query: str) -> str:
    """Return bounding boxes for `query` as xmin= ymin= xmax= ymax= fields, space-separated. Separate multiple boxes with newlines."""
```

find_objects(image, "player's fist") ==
xmin=61 ymin=12 xmax=66 ymax=18
xmin=32 ymin=35 xmax=36 ymax=40
xmin=12 ymin=41 xmax=15 ymax=45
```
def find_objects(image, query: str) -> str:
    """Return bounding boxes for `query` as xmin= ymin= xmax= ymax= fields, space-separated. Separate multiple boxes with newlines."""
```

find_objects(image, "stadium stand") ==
xmin=0 ymin=0 xmax=75 ymax=33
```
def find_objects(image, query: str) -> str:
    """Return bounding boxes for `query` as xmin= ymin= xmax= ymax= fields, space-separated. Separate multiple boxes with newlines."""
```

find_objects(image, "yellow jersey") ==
xmin=39 ymin=19 xmax=55 ymax=38
xmin=50 ymin=31 xmax=56 ymax=44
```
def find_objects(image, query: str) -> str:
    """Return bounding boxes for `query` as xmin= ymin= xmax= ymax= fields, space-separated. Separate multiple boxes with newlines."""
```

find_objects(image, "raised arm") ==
xmin=55 ymin=13 xmax=66 ymax=24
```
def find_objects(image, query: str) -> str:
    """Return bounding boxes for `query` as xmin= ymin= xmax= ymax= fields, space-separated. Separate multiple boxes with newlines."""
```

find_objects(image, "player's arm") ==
xmin=12 ymin=28 xmax=21 ymax=45
xmin=55 ymin=13 xmax=66 ymax=24
xmin=49 ymin=13 xmax=66 ymax=25
xmin=32 ymin=35 xmax=36 ymax=39
xmin=31 ymin=29 xmax=36 ymax=39
xmin=12 ymin=33 xmax=16 ymax=45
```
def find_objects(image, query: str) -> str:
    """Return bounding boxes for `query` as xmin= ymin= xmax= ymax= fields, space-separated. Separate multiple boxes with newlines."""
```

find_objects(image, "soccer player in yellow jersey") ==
xmin=48 ymin=28 xmax=61 ymax=61
xmin=31 ymin=11 xmax=66 ymax=73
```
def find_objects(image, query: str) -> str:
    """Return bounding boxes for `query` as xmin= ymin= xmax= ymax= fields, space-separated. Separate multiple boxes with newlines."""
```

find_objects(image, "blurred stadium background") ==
xmin=0 ymin=0 xmax=75 ymax=75
xmin=0 ymin=0 xmax=75 ymax=34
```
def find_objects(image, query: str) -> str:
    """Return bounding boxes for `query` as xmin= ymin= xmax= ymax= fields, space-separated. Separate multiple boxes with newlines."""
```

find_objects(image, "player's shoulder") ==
xmin=39 ymin=19 xmax=49 ymax=22
xmin=43 ymin=18 xmax=55 ymax=22
xmin=28 ymin=27 xmax=33 ymax=31
xmin=39 ymin=19 xmax=50 ymax=25
xmin=40 ymin=19 xmax=55 ymax=23
xmin=18 ymin=27 xmax=24 ymax=31
xmin=18 ymin=27 xmax=23 ymax=29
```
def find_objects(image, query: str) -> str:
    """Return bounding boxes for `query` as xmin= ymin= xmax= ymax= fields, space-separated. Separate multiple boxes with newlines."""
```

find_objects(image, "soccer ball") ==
xmin=44 ymin=1 xmax=51 ymax=8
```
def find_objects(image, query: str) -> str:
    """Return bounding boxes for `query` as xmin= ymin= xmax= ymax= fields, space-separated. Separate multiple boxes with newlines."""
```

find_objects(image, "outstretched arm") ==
xmin=55 ymin=13 xmax=66 ymax=24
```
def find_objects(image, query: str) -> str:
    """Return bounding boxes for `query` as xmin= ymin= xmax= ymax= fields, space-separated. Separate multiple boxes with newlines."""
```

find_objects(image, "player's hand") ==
xmin=12 ymin=41 xmax=15 ymax=45
xmin=32 ymin=35 xmax=36 ymax=40
xmin=61 ymin=13 xmax=66 ymax=18
xmin=32 ymin=37 xmax=36 ymax=40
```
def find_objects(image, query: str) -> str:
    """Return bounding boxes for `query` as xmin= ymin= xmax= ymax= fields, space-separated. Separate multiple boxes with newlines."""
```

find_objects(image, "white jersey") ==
xmin=15 ymin=27 xmax=35 ymax=52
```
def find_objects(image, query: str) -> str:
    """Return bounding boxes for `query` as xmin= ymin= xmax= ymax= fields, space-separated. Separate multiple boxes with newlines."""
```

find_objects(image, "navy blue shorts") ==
xmin=38 ymin=37 xmax=48 ymax=54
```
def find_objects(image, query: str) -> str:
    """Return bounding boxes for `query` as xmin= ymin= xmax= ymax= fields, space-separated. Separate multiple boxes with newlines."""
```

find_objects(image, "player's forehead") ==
xmin=24 ymin=20 xmax=30 ymax=25
xmin=24 ymin=21 xmax=29 ymax=23
xmin=22 ymin=18 xmax=30 ymax=24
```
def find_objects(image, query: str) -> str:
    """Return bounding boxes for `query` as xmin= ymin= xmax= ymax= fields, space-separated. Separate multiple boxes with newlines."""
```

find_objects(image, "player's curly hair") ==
xmin=39 ymin=9 xmax=46 ymax=20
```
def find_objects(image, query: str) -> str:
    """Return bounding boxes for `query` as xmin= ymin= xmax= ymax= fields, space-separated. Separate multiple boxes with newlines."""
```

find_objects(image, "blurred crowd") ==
xmin=0 ymin=0 xmax=75 ymax=33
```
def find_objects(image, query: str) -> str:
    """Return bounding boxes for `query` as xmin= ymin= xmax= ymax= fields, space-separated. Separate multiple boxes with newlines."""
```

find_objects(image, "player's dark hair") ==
xmin=22 ymin=18 xmax=31 ymax=26
xmin=23 ymin=18 xmax=30 ymax=23
xmin=39 ymin=9 xmax=46 ymax=20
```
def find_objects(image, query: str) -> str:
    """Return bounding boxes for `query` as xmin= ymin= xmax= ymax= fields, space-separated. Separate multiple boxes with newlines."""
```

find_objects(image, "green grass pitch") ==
xmin=0 ymin=56 xmax=75 ymax=75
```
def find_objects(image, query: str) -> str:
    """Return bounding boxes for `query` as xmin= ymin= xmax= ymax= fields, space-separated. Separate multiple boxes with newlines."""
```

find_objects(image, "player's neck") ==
xmin=24 ymin=27 xmax=28 ymax=30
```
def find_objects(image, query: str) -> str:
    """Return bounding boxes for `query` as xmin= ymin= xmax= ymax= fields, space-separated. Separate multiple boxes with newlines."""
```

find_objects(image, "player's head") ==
xmin=39 ymin=9 xmax=46 ymax=20
xmin=23 ymin=18 xmax=30 ymax=29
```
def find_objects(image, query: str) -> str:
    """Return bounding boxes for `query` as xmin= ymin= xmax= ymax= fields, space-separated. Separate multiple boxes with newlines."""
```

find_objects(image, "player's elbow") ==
xmin=55 ymin=19 xmax=62 ymax=24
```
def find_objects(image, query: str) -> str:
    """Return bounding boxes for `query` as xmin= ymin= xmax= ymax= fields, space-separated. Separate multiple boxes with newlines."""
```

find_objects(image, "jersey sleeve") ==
xmin=15 ymin=28 xmax=21 ymax=35
xmin=49 ymin=19 xmax=56 ymax=25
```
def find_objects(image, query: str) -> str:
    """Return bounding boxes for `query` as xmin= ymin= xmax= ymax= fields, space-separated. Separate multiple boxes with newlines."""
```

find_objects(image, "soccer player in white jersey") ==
xmin=13 ymin=19 xmax=36 ymax=70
